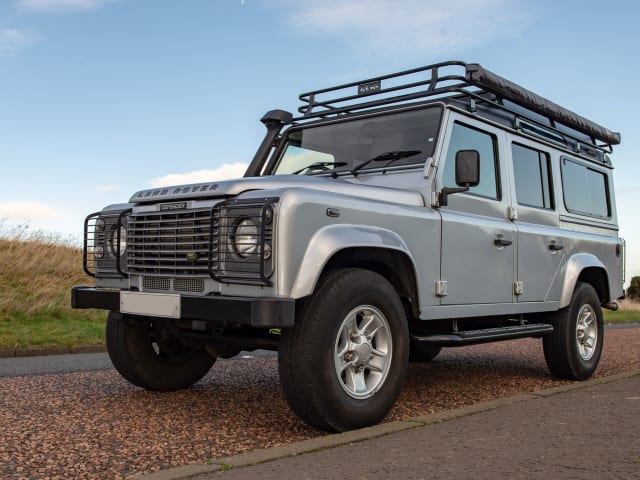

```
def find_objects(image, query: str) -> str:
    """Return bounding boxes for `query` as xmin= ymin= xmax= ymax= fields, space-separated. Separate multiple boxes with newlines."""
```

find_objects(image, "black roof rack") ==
xmin=296 ymin=61 xmax=620 ymax=153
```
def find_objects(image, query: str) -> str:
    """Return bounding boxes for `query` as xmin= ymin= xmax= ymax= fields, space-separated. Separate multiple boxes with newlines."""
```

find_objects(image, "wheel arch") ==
xmin=288 ymin=225 xmax=420 ymax=318
xmin=560 ymin=253 xmax=610 ymax=308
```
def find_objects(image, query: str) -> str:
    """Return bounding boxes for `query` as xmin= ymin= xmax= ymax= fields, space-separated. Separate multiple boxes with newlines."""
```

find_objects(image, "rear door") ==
xmin=508 ymin=137 xmax=565 ymax=303
xmin=437 ymin=114 xmax=515 ymax=305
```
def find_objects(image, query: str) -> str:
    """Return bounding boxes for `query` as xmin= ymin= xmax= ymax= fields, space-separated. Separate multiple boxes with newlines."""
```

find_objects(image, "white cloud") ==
xmin=150 ymin=162 xmax=249 ymax=188
xmin=17 ymin=0 xmax=111 ymax=12
xmin=281 ymin=0 xmax=529 ymax=58
xmin=0 ymin=28 xmax=38 ymax=57
xmin=0 ymin=201 xmax=66 ymax=222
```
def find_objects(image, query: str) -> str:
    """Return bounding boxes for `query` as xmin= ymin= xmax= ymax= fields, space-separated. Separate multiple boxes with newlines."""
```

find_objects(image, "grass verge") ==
xmin=0 ymin=309 xmax=105 ymax=349
xmin=0 ymin=225 xmax=104 ymax=349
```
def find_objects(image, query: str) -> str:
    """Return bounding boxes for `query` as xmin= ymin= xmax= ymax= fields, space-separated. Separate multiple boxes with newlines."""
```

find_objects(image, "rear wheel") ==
xmin=278 ymin=268 xmax=409 ymax=432
xmin=543 ymin=282 xmax=604 ymax=380
xmin=106 ymin=312 xmax=216 ymax=391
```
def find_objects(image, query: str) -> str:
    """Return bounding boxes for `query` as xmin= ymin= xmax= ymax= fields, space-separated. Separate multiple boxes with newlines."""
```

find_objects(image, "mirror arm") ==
xmin=438 ymin=186 xmax=469 ymax=207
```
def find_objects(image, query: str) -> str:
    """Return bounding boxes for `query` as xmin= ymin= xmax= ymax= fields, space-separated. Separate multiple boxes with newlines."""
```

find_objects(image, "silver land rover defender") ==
xmin=72 ymin=61 xmax=625 ymax=432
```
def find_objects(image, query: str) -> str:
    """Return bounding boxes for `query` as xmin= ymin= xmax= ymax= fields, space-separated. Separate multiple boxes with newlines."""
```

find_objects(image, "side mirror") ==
xmin=439 ymin=149 xmax=481 ymax=207
xmin=455 ymin=150 xmax=480 ymax=187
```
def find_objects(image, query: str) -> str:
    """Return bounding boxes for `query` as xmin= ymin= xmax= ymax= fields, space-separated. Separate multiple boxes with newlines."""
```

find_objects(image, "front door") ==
xmin=437 ymin=115 xmax=515 ymax=305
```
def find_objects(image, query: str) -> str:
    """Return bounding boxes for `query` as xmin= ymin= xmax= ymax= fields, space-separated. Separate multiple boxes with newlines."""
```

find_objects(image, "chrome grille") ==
xmin=127 ymin=209 xmax=211 ymax=277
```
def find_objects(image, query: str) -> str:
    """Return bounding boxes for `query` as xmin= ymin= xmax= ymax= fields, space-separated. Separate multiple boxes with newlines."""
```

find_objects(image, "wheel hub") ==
xmin=575 ymin=304 xmax=598 ymax=361
xmin=347 ymin=335 xmax=373 ymax=368
xmin=334 ymin=305 xmax=392 ymax=399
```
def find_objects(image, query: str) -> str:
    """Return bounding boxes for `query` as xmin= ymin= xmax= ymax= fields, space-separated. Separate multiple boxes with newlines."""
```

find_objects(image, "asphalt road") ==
xmin=0 ymin=350 xmax=277 ymax=378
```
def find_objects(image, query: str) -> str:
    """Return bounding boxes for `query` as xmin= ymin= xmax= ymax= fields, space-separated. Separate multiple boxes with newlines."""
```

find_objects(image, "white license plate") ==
xmin=120 ymin=291 xmax=181 ymax=319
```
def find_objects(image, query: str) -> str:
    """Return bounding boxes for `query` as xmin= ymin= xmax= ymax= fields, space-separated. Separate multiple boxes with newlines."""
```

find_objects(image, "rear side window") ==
xmin=512 ymin=143 xmax=553 ymax=209
xmin=561 ymin=158 xmax=610 ymax=218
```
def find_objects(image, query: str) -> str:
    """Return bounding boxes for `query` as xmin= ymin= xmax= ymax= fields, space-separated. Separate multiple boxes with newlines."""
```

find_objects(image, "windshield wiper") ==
xmin=350 ymin=150 xmax=422 ymax=176
xmin=292 ymin=161 xmax=348 ymax=175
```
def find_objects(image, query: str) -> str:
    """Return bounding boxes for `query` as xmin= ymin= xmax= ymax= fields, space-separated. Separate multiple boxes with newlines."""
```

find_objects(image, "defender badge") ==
xmin=185 ymin=252 xmax=199 ymax=263
xmin=160 ymin=202 xmax=187 ymax=211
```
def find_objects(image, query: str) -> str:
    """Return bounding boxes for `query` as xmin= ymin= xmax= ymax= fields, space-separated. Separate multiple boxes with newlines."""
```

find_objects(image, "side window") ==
xmin=443 ymin=122 xmax=499 ymax=200
xmin=561 ymin=158 xmax=610 ymax=218
xmin=512 ymin=143 xmax=553 ymax=209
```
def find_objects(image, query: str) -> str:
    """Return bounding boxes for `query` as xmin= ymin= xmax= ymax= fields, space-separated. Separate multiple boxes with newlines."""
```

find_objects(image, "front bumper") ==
xmin=71 ymin=286 xmax=295 ymax=328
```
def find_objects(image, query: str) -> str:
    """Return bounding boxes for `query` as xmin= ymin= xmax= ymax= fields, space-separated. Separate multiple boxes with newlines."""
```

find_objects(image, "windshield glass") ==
xmin=271 ymin=106 xmax=442 ymax=175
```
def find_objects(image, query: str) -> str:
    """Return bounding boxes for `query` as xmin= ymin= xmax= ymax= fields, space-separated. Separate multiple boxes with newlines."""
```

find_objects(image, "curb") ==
xmin=134 ymin=369 xmax=640 ymax=480
xmin=0 ymin=344 xmax=106 ymax=358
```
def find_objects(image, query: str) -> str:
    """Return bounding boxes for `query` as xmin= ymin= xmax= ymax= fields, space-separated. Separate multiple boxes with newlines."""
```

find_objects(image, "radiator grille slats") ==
xmin=127 ymin=209 xmax=211 ymax=277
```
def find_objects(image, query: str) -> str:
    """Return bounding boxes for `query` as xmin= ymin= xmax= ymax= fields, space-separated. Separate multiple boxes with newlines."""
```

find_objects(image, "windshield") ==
xmin=270 ymin=106 xmax=442 ymax=175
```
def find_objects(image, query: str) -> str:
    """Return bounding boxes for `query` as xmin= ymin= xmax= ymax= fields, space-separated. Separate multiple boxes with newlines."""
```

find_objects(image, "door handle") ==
xmin=548 ymin=242 xmax=564 ymax=251
xmin=494 ymin=235 xmax=513 ymax=247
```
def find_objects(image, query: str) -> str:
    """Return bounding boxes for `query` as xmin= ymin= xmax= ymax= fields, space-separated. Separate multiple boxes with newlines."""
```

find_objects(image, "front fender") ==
xmin=288 ymin=224 xmax=416 ymax=299
xmin=559 ymin=253 xmax=606 ymax=308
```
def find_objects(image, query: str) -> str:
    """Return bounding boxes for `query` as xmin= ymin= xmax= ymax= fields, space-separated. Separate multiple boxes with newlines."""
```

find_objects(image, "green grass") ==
xmin=604 ymin=310 xmax=640 ymax=324
xmin=0 ymin=309 xmax=105 ymax=349
xmin=0 ymin=227 xmax=106 ymax=349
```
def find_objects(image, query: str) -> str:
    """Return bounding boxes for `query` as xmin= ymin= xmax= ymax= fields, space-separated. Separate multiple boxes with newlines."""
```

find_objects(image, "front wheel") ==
xmin=106 ymin=312 xmax=216 ymax=391
xmin=278 ymin=269 xmax=409 ymax=432
xmin=543 ymin=282 xmax=604 ymax=380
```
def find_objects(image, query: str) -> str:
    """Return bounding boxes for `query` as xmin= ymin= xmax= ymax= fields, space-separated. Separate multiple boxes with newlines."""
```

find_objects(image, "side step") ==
xmin=412 ymin=323 xmax=554 ymax=347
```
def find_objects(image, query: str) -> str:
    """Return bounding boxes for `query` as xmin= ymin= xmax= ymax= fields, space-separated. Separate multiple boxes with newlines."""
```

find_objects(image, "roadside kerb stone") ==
xmin=406 ymin=392 xmax=539 ymax=425
xmin=131 ymin=463 xmax=224 ymax=480
xmin=134 ymin=421 xmax=419 ymax=480
xmin=0 ymin=349 xmax=16 ymax=358
xmin=219 ymin=420 xmax=418 ymax=468
xmin=529 ymin=369 xmax=640 ymax=397
xmin=136 ymin=368 xmax=640 ymax=480
xmin=0 ymin=344 xmax=106 ymax=358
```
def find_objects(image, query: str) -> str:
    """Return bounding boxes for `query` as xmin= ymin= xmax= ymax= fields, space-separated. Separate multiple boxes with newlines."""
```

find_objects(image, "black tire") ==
xmin=278 ymin=268 xmax=409 ymax=432
xmin=409 ymin=340 xmax=442 ymax=362
xmin=106 ymin=312 xmax=216 ymax=391
xmin=543 ymin=282 xmax=604 ymax=380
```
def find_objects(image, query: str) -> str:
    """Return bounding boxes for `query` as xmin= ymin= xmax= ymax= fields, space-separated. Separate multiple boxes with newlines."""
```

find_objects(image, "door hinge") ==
xmin=508 ymin=206 xmax=518 ymax=221
xmin=436 ymin=280 xmax=448 ymax=297
xmin=514 ymin=281 xmax=524 ymax=296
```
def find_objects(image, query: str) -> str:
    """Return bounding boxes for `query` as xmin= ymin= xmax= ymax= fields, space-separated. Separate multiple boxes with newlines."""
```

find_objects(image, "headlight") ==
xmin=233 ymin=218 xmax=258 ymax=258
xmin=108 ymin=225 xmax=127 ymax=257
xmin=95 ymin=218 xmax=106 ymax=232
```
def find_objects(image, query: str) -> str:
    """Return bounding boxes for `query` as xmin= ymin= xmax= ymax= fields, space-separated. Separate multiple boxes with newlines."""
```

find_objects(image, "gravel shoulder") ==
xmin=0 ymin=328 xmax=638 ymax=479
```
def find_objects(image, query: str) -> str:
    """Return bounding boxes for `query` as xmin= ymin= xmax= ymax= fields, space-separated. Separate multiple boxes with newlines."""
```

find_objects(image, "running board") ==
xmin=412 ymin=324 xmax=554 ymax=347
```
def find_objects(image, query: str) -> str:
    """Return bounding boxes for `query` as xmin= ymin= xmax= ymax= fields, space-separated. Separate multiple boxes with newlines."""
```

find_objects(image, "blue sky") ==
xmin=0 ymin=0 xmax=638 ymax=284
